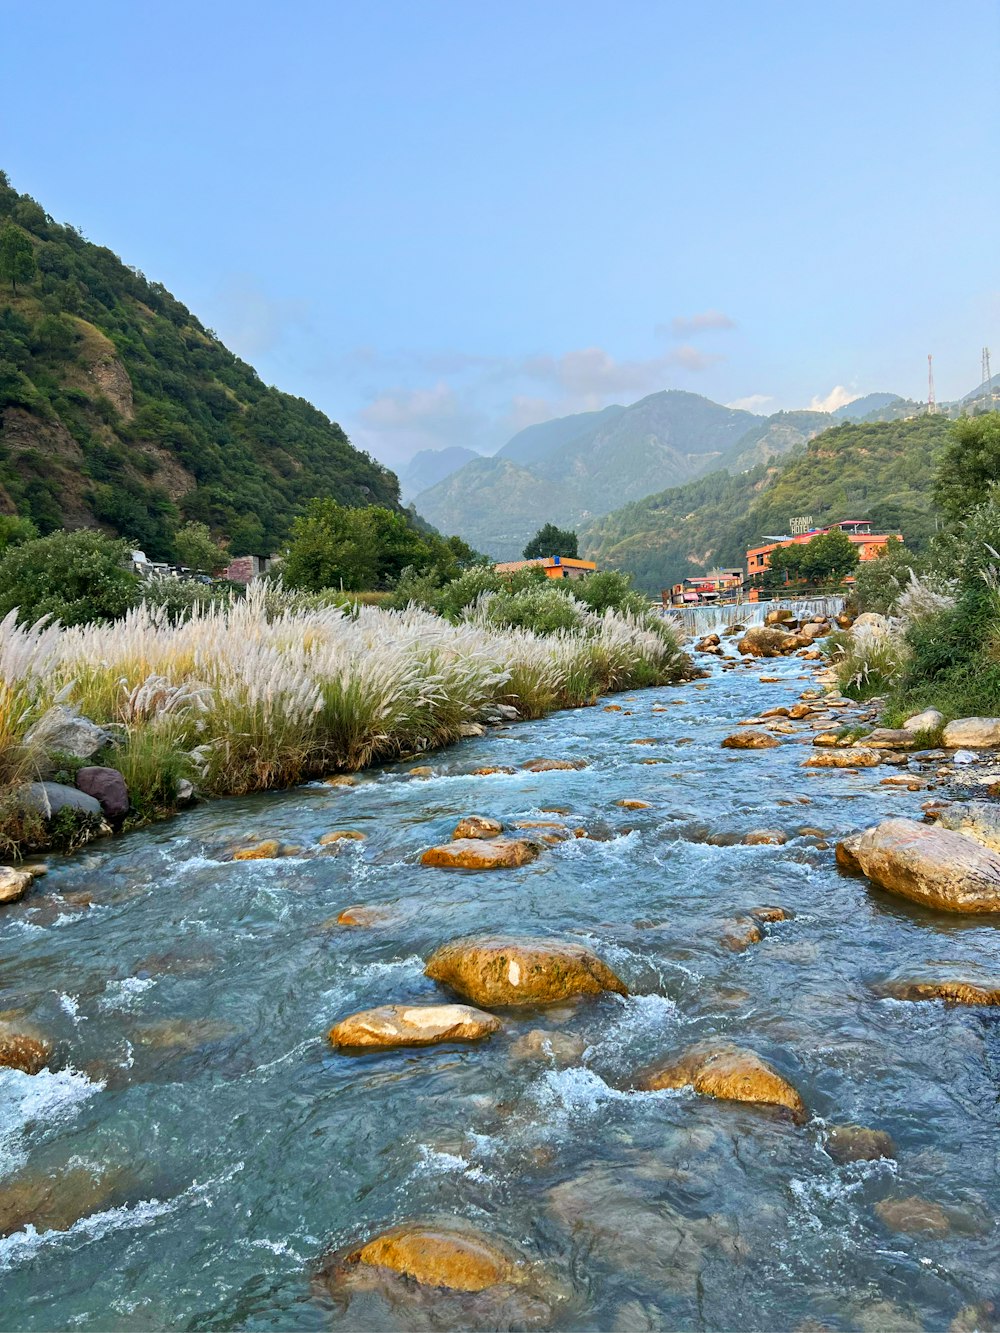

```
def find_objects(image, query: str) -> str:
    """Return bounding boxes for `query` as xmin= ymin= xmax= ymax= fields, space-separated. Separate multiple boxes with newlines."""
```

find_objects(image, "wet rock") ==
xmin=420 ymin=838 xmax=540 ymax=870
xmin=720 ymin=916 xmax=763 ymax=951
xmin=824 ymin=1124 xmax=896 ymax=1164
xmin=942 ymin=717 xmax=1000 ymax=748
xmin=452 ymin=816 xmax=503 ymax=840
xmin=509 ymin=1029 xmax=587 ymax=1064
xmin=812 ymin=732 xmax=843 ymax=747
xmin=630 ymin=738 xmax=660 ymax=746
xmin=132 ymin=1018 xmax=237 ymax=1050
xmin=335 ymin=904 xmax=395 ymax=927
xmin=319 ymin=830 xmax=366 ymax=844
xmin=0 ymin=1165 xmax=134 ymax=1238
xmin=232 ymin=840 xmax=282 ymax=861
xmin=874 ymin=1195 xmax=952 ymax=1235
xmin=471 ymin=766 xmax=516 ymax=776
xmin=324 ymin=775 xmax=357 ymax=787
xmin=522 ymin=758 xmax=588 ymax=772
xmin=636 ymin=1041 xmax=806 ymax=1121
xmin=0 ymin=866 xmax=35 ymax=904
xmin=765 ymin=609 xmax=796 ymax=625
xmin=616 ymin=799 xmax=651 ymax=810
xmin=749 ymin=905 xmax=793 ymax=923
xmin=761 ymin=707 xmax=791 ymax=718
xmin=408 ymin=766 xmax=434 ymax=779
xmin=0 ymin=1023 xmax=51 ymax=1074
xmin=835 ymin=833 xmax=863 ymax=873
xmin=425 ymin=935 xmax=627 ymax=1006
xmin=802 ymin=748 xmax=881 ymax=768
xmin=603 ymin=705 xmax=622 ymax=712
xmin=737 ymin=626 xmax=795 ymax=658
xmin=742 ymin=829 xmax=787 ymax=845
xmin=759 ymin=675 xmax=781 ymax=683
xmin=18 ymin=781 xmax=103 ymax=818
xmin=873 ymin=967 xmax=1000 ymax=1005
xmin=721 ymin=730 xmax=779 ymax=750
xmin=788 ymin=703 xmax=814 ymax=719
xmin=25 ymin=705 xmax=109 ymax=766
xmin=866 ymin=728 xmax=916 ymax=750
xmin=329 ymin=1003 xmax=501 ymax=1050
xmin=75 ymin=766 xmax=129 ymax=821
xmin=932 ymin=800 xmax=1000 ymax=852
xmin=459 ymin=722 xmax=486 ymax=738
xmin=903 ymin=708 xmax=944 ymax=733
xmin=849 ymin=817 xmax=1000 ymax=912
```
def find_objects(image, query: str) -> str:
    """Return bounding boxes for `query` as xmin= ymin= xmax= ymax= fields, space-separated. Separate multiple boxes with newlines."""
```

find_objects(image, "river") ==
xmin=1 ymin=647 xmax=998 ymax=1331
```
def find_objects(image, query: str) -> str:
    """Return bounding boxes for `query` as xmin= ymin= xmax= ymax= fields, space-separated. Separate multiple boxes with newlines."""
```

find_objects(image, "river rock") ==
xmin=866 ymin=729 xmax=916 ymax=750
xmin=636 ymin=1041 xmax=806 ymax=1121
xmin=849 ymin=817 xmax=1000 ymax=912
xmin=232 ymin=840 xmax=282 ymax=860
xmin=872 ymin=966 xmax=1000 ymax=1005
xmin=408 ymin=766 xmax=434 ymax=779
xmin=0 ymin=1023 xmax=51 ymax=1074
xmin=319 ymin=830 xmax=366 ymax=844
xmin=425 ymin=935 xmax=627 ymax=1006
xmin=932 ymin=800 xmax=1000 ymax=852
xmin=941 ymin=717 xmax=1000 ymax=748
xmin=722 ymin=730 xmax=779 ymax=750
xmin=421 ymin=838 xmax=539 ymax=870
xmin=0 ymin=866 xmax=34 ymax=904
xmin=616 ymin=799 xmax=650 ymax=810
xmin=800 ymin=621 xmax=829 ymax=640
xmin=335 ymin=904 xmax=395 ymax=927
xmin=522 ymin=757 xmax=588 ymax=772
xmin=0 ymin=1164 xmax=134 ymax=1239
xmin=761 ymin=707 xmax=791 ymax=718
xmin=765 ymin=609 xmax=796 ymax=625
xmin=18 ymin=781 xmax=102 ymax=818
xmin=320 ymin=1218 xmax=532 ymax=1293
xmin=328 ymin=1003 xmax=501 ymax=1050
xmin=471 ymin=765 xmax=516 ymax=776
xmin=25 ymin=705 xmax=109 ymax=765
xmin=749 ymin=904 xmax=793 ymax=922
xmin=852 ymin=612 xmax=889 ymax=632
xmin=824 ymin=1124 xmax=896 ymax=1164
xmin=743 ymin=829 xmax=787 ymax=845
xmin=720 ymin=916 xmax=763 ymax=951
xmin=509 ymin=1028 xmax=587 ymax=1064
xmin=802 ymin=748 xmax=881 ymax=768
xmin=459 ymin=722 xmax=486 ymax=738
xmin=452 ymin=816 xmax=503 ymax=840
xmin=874 ymin=1196 xmax=952 ymax=1235
xmin=788 ymin=703 xmax=813 ymax=719
xmin=74 ymin=766 xmax=129 ymax=821
xmin=324 ymin=774 xmax=357 ymax=787
xmin=737 ymin=626 xmax=794 ymax=657
xmin=835 ymin=833 xmax=863 ymax=873
xmin=903 ymin=708 xmax=944 ymax=733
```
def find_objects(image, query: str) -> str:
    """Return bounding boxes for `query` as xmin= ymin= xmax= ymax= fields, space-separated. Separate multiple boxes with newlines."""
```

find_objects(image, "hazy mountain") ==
xmin=832 ymin=392 xmax=903 ymax=421
xmin=718 ymin=410 xmax=830 ymax=473
xmin=399 ymin=446 xmax=480 ymax=503
xmin=497 ymin=405 xmax=626 ymax=465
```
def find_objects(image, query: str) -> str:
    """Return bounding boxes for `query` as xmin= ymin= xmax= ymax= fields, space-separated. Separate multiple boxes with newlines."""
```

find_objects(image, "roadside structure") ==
xmin=493 ymin=556 xmax=597 ymax=581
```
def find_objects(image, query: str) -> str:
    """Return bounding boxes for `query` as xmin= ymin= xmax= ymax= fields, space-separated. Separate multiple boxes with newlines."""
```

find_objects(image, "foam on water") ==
xmin=0 ymin=1067 xmax=104 ymax=1174
xmin=98 ymin=976 xmax=157 ymax=1012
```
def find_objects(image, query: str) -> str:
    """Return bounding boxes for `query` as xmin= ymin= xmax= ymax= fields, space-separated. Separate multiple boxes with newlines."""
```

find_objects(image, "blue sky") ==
xmin=4 ymin=0 xmax=998 ymax=468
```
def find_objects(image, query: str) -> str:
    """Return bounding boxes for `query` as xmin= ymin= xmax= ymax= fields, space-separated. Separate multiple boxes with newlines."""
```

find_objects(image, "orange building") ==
xmin=493 ymin=555 xmax=597 ymax=581
xmin=746 ymin=519 xmax=901 ymax=596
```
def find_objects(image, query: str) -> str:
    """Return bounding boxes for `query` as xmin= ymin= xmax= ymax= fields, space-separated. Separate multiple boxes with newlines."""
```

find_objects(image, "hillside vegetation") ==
xmin=582 ymin=415 xmax=952 ymax=592
xmin=0 ymin=172 xmax=398 ymax=558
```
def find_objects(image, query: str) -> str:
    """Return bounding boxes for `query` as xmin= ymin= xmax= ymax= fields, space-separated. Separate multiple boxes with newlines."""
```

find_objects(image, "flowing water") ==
xmin=2 ymin=653 xmax=999 ymax=1331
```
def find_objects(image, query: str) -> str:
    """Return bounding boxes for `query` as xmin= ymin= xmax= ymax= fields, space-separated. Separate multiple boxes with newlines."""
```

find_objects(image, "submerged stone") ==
xmin=637 ymin=1041 xmax=806 ymax=1121
xmin=522 ymin=758 xmax=588 ymax=772
xmin=420 ymin=838 xmax=539 ymax=870
xmin=425 ymin=935 xmax=627 ymax=1006
xmin=873 ymin=967 xmax=1000 ymax=1005
xmin=825 ymin=1124 xmax=896 ymax=1164
xmin=509 ymin=1028 xmax=587 ymax=1064
xmin=0 ymin=1165 xmax=134 ymax=1239
xmin=319 ymin=830 xmax=366 ymax=845
xmin=232 ymin=840 xmax=282 ymax=861
xmin=874 ymin=1196 xmax=952 ymax=1235
xmin=318 ymin=1217 xmax=531 ymax=1293
xmin=328 ymin=1003 xmax=501 ymax=1050
xmin=742 ymin=829 xmax=787 ymax=845
xmin=803 ymin=748 xmax=881 ymax=768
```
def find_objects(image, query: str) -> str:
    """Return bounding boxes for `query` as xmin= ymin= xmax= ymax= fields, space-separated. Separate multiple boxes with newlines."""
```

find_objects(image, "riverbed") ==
xmin=1 ymin=651 xmax=998 ymax=1331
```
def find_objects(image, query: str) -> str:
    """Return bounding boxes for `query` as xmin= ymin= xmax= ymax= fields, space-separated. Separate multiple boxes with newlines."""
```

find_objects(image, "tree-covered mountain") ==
xmin=581 ymin=414 xmax=952 ymax=593
xmin=0 ymin=171 xmax=400 ymax=557
xmin=398 ymin=445 xmax=481 ymax=503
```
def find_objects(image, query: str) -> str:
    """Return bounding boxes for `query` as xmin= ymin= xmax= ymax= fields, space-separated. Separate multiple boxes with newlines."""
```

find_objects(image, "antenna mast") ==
xmin=984 ymin=347 xmax=994 ymax=411
xmin=927 ymin=354 xmax=936 ymax=414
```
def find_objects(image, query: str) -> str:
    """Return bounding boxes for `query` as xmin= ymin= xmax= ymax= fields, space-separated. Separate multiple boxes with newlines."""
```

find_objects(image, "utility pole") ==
xmin=927 ymin=354 xmax=936 ymax=415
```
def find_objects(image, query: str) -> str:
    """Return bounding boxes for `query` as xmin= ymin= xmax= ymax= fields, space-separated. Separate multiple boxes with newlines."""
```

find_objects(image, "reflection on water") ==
xmin=1 ymin=653 xmax=998 ymax=1331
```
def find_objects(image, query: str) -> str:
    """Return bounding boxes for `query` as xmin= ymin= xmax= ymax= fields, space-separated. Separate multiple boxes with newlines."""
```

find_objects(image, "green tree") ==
xmin=0 ymin=224 xmax=37 ymax=294
xmin=523 ymin=524 xmax=579 ymax=560
xmin=765 ymin=544 xmax=805 ymax=585
xmin=798 ymin=529 xmax=860 ymax=583
xmin=934 ymin=413 xmax=1000 ymax=522
xmin=0 ymin=514 xmax=38 ymax=555
xmin=282 ymin=499 xmax=377 ymax=592
xmin=174 ymin=520 xmax=229 ymax=572
xmin=0 ymin=528 xmax=140 ymax=626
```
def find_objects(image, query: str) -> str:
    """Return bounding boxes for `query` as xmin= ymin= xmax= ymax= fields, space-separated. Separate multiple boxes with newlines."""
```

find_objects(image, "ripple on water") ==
xmin=0 ymin=1067 xmax=104 ymax=1174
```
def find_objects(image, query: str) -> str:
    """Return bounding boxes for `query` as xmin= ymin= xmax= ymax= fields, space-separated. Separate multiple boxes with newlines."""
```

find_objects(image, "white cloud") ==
xmin=727 ymin=393 xmax=774 ymax=413
xmin=808 ymin=385 xmax=858 ymax=413
xmin=353 ymin=382 xmax=486 ymax=467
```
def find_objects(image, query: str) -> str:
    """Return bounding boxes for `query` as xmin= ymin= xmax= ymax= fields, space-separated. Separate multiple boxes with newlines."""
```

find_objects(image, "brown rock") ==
xmin=335 ymin=905 xmax=395 ymax=927
xmin=0 ymin=867 xmax=34 ymax=904
xmin=835 ymin=834 xmax=863 ymax=874
xmin=873 ymin=967 xmax=1000 ymax=1005
xmin=0 ymin=1023 xmax=51 ymax=1074
xmin=324 ymin=775 xmax=357 ymax=787
xmin=452 ymin=816 xmax=503 ymax=840
xmin=0 ymin=1165 xmax=134 ymax=1239
xmin=425 ymin=935 xmax=627 ymax=1006
xmin=522 ymin=758 xmax=588 ymax=772
xmin=749 ymin=905 xmax=793 ymax=923
xmin=329 ymin=1003 xmax=501 ymax=1050
xmin=866 ymin=728 xmax=916 ymax=750
xmin=420 ymin=838 xmax=540 ymax=870
xmin=720 ymin=917 xmax=764 ymax=951
xmin=509 ymin=1029 xmax=587 ymax=1064
xmin=738 ymin=626 xmax=795 ymax=658
xmin=722 ymin=730 xmax=779 ymax=750
xmin=875 ymin=1196 xmax=951 ymax=1235
xmin=616 ymin=799 xmax=651 ymax=809
xmin=825 ymin=1124 xmax=896 ymax=1164
xmin=812 ymin=732 xmax=843 ymax=747
xmin=232 ymin=840 xmax=282 ymax=861
xmin=471 ymin=766 xmax=516 ymax=776
xmin=761 ymin=706 xmax=791 ymax=718
xmin=803 ymin=748 xmax=881 ymax=768
xmin=941 ymin=717 xmax=1000 ymax=749
xmin=637 ymin=1041 xmax=806 ymax=1120
xmin=603 ymin=704 xmax=622 ymax=712
xmin=743 ymin=829 xmax=787 ymax=845
xmin=319 ymin=830 xmax=366 ymax=845
xmin=850 ymin=817 xmax=1000 ymax=912
xmin=408 ymin=766 xmax=434 ymax=779
xmin=322 ymin=1218 xmax=528 ymax=1293
xmin=630 ymin=738 xmax=659 ymax=746
xmin=788 ymin=703 xmax=814 ymax=719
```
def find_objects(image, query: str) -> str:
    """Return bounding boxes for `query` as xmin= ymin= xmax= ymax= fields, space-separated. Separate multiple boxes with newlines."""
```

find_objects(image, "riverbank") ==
xmin=2 ymin=639 xmax=999 ymax=1330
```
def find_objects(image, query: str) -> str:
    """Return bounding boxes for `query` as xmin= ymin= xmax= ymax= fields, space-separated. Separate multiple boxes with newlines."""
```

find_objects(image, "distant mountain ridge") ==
xmin=399 ymin=445 xmax=480 ymax=503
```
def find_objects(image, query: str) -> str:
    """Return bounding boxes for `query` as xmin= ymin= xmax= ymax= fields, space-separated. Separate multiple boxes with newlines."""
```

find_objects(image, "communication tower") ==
xmin=983 ymin=347 xmax=994 ymax=411
xmin=927 ymin=354 xmax=936 ymax=414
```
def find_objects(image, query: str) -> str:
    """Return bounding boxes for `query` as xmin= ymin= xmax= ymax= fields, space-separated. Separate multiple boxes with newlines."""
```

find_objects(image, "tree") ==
xmin=766 ymin=544 xmax=805 ymax=584
xmin=0 ymin=224 xmax=37 ymax=294
xmin=0 ymin=528 xmax=139 ymax=626
xmin=282 ymin=499 xmax=377 ymax=592
xmin=523 ymin=524 xmax=579 ymax=560
xmin=798 ymin=529 xmax=860 ymax=583
xmin=174 ymin=520 xmax=229 ymax=572
xmin=934 ymin=413 xmax=1000 ymax=522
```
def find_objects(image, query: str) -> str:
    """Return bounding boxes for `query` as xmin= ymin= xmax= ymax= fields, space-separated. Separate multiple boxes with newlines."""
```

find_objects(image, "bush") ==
xmin=0 ymin=528 xmax=140 ymax=626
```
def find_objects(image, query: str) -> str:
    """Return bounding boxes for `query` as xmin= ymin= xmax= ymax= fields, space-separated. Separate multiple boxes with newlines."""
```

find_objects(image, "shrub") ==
xmin=0 ymin=528 xmax=139 ymax=626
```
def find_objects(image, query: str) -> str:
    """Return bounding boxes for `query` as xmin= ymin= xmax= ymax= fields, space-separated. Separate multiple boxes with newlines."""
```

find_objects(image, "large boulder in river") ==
xmin=421 ymin=838 xmax=539 ymax=870
xmin=328 ymin=1003 xmax=501 ymax=1050
xmin=847 ymin=817 xmax=1000 ymax=912
xmin=721 ymin=730 xmax=779 ymax=750
xmin=425 ymin=935 xmax=627 ymax=1006
xmin=318 ymin=1217 xmax=534 ymax=1294
xmin=931 ymin=801 xmax=1000 ymax=852
xmin=636 ymin=1041 xmax=806 ymax=1121
xmin=75 ymin=766 xmax=129 ymax=821
xmin=737 ymin=626 xmax=794 ymax=657
xmin=18 ymin=781 xmax=102 ymax=819
xmin=802 ymin=748 xmax=881 ymax=768
xmin=941 ymin=717 xmax=1000 ymax=749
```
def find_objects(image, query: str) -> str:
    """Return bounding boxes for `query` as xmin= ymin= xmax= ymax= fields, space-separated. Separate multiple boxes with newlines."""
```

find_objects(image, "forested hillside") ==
xmin=0 ymin=171 xmax=399 ymax=557
xmin=582 ymin=415 xmax=952 ymax=592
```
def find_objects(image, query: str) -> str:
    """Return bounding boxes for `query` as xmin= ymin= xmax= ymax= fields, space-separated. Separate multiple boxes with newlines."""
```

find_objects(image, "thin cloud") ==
xmin=728 ymin=393 xmax=774 ymax=412
xmin=808 ymin=385 xmax=858 ymax=413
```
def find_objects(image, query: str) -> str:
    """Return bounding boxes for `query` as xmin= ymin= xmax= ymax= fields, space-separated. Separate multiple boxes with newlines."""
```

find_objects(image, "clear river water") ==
xmin=1 ymin=650 xmax=998 ymax=1331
